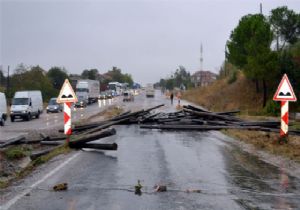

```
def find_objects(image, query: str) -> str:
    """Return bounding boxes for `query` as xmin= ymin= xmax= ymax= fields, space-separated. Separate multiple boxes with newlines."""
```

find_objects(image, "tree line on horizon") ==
xmin=0 ymin=64 xmax=134 ymax=101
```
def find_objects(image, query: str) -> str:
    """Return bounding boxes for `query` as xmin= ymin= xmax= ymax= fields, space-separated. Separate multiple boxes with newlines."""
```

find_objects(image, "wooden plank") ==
xmin=0 ymin=135 xmax=26 ymax=148
xmin=69 ymin=128 xmax=116 ymax=148
xmin=40 ymin=140 xmax=65 ymax=146
xmin=80 ymin=143 xmax=118 ymax=150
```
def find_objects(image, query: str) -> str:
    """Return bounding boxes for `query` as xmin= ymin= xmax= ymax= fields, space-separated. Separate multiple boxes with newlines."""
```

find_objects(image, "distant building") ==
xmin=191 ymin=71 xmax=217 ymax=87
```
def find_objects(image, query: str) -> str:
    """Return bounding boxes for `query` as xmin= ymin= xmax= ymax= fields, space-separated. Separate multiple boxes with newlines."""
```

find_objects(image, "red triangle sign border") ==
xmin=57 ymin=79 xmax=78 ymax=103
xmin=273 ymin=74 xmax=297 ymax=102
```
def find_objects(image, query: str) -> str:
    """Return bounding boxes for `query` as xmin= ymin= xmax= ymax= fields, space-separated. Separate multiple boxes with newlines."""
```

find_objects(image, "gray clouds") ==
xmin=1 ymin=0 xmax=300 ymax=84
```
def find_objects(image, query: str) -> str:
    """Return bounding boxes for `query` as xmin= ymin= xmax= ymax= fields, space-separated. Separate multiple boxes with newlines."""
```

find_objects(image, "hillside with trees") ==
xmin=184 ymin=6 xmax=300 ymax=115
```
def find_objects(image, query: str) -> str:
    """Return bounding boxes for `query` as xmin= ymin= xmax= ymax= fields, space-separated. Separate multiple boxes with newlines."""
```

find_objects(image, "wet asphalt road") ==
xmin=1 ymin=91 xmax=300 ymax=210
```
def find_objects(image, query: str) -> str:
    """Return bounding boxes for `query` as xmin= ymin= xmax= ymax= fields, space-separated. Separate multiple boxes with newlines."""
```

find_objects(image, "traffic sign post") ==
xmin=57 ymin=79 xmax=78 ymax=140
xmin=273 ymin=74 xmax=297 ymax=143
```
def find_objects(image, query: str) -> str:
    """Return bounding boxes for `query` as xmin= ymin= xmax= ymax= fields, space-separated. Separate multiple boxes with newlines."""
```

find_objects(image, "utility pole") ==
xmin=260 ymin=3 xmax=262 ymax=14
xmin=200 ymin=43 xmax=203 ymax=71
xmin=224 ymin=44 xmax=227 ymax=77
xmin=6 ymin=65 xmax=10 ymax=97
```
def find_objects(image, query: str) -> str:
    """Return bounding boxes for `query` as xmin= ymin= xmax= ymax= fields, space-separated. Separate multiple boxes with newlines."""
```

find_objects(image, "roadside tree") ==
xmin=227 ymin=14 xmax=278 ymax=107
xmin=47 ymin=67 xmax=69 ymax=90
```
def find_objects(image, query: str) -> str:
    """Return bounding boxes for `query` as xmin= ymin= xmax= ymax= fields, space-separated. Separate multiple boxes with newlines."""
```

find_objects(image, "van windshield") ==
xmin=48 ymin=99 xmax=58 ymax=105
xmin=12 ymin=98 xmax=29 ymax=105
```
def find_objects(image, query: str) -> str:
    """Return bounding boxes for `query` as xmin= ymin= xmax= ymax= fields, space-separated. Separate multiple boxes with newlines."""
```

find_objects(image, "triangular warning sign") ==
xmin=57 ymin=79 xmax=78 ymax=103
xmin=273 ymin=74 xmax=297 ymax=102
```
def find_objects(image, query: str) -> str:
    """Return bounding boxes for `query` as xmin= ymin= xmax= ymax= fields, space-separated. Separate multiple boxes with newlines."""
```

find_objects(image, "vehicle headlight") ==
xmin=46 ymin=107 xmax=49 ymax=110
xmin=22 ymin=110 xmax=27 ymax=113
xmin=54 ymin=107 xmax=57 ymax=109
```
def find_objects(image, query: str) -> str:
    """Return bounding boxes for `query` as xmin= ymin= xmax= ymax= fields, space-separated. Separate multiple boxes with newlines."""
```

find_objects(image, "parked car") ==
xmin=10 ymin=90 xmax=43 ymax=122
xmin=46 ymin=98 xmax=63 ymax=113
xmin=123 ymin=91 xmax=134 ymax=102
xmin=0 ymin=92 xmax=7 ymax=126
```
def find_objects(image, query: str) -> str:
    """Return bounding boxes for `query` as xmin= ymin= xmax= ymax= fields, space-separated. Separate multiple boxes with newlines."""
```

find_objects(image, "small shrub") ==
xmin=4 ymin=146 xmax=31 ymax=160
xmin=227 ymin=70 xmax=237 ymax=84
xmin=263 ymin=100 xmax=280 ymax=116
xmin=5 ymin=148 xmax=26 ymax=160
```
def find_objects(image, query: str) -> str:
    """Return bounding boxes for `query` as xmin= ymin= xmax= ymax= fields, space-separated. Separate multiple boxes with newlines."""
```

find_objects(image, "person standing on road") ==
xmin=170 ymin=92 xmax=174 ymax=105
xmin=177 ymin=91 xmax=182 ymax=106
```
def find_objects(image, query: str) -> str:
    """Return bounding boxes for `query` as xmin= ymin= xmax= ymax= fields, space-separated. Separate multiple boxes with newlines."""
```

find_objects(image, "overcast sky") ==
xmin=1 ymin=0 xmax=300 ymax=84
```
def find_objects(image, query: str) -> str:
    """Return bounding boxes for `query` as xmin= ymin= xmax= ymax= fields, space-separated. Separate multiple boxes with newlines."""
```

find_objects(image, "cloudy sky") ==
xmin=1 ymin=0 xmax=300 ymax=84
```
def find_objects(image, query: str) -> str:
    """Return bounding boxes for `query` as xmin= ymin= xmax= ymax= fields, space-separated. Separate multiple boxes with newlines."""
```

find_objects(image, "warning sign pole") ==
xmin=56 ymin=79 xmax=77 ymax=142
xmin=64 ymin=102 xmax=72 ymax=136
xmin=273 ymin=74 xmax=297 ymax=144
xmin=280 ymin=101 xmax=289 ymax=138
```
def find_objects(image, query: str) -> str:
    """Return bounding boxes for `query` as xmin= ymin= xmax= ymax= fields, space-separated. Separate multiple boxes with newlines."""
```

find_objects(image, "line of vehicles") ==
xmin=0 ymin=80 xmax=152 ymax=126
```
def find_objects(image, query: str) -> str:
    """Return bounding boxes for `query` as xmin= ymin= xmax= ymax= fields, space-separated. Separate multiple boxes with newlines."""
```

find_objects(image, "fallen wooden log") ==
xmin=0 ymin=135 xmax=26 ymax=148
xmin=30 ymin=146 xmax=61 ymax=160
xmin=80 ymin=143 xmax=118 ymax=150
xmin=39 ymin=133 xmax=50 ymax=141
xmin=192 ymin=119 xmax=231 ymax=126
xmin=216 ymin=110 xmax=240 ymax=115
xmin=139 ymin=113 xmax=161 ymax=123
xmin=158 ymin=118 xmax=181 ymax=123
xmin=40 ymin=140 xmax=65 ymax=146
xmin=69 ymin=128 xmax=116 ymax=148
xmin=111 ymin=109 xmax=145 ymax=121
xmin=59 ymin=121 xmax=109 ymax=133
xmin=110 ymin=111 xmax=131 ymax=120
xmin=20 ymin=139 xmax=42 ymax=144
xmin=239 ymin=121 xmax=280 ymax=128
xmin=144 ymin=104 xmax=165 ymax=112
xmin=183 ymin=108 xmax=242 ymax=122
xmin=140 ymin=124 xmax=262 ymax=131
xmin=183 ymin=105 xmax=210 ymax=113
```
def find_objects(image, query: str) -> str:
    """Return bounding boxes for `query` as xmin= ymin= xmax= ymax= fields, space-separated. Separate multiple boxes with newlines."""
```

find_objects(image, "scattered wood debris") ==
xmin=154 ymin=185 xmax=167 ymax=192
xmin=53 ymin=183 xmax=68 ymax=191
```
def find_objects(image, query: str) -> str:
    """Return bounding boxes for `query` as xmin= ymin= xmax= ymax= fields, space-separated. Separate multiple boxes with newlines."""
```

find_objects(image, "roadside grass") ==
xmin=223 ymin=129 xmax=300 ymax=163
xmin=4 ymin=145 xmax=32 ymax=160
xmin=0 ymin=144 xmax=71 ymax=189
xmin=183 ymin=72 xmax=264 ymax=113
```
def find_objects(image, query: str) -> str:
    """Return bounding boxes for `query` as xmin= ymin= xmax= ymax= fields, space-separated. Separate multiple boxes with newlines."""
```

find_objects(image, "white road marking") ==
xmin=1 ymin=152 xmax=80 ymax=210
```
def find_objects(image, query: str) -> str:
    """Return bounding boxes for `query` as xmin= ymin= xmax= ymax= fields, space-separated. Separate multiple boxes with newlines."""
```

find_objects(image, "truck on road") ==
xmin=146 ymin=84 xmax=155 ymax=98
xmin=76 ymin=80 xmax=100 ymax=104
xmin=0 ymin=92 xmax=7 ymax=126
xmin=10 ymin=90 xmax=43 ymax=122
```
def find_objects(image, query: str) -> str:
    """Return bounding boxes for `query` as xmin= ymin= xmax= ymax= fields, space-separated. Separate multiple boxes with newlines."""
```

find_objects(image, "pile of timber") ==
xmin=137 ymin=104 xmax=298 ymax=134
xmin=64 ymin=104 xmax=166 ymax=151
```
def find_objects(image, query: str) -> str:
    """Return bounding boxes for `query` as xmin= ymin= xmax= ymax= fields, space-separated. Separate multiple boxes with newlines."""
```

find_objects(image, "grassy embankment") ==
xmin=183 ymin=72 xmax=300 ymax=163
xmin=0 ymin=106 xmax=123 ymax=189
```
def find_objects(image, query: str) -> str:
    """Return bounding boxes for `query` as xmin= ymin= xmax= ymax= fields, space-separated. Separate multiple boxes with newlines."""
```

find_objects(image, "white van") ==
xmin=10 ymin=90 xmax=43 ymax=122
xmin=0 ymin=92 xmax=7 ymax=126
